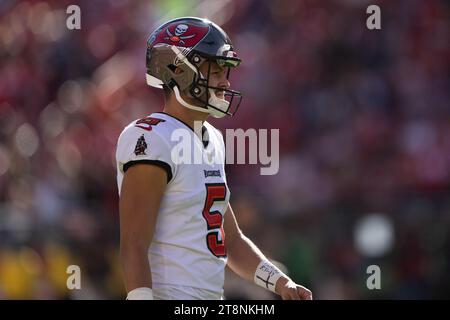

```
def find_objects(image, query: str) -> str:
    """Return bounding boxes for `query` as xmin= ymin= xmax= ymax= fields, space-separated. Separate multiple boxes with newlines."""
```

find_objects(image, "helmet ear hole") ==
xmin=168 ymin=64 xmax=184 ymax=75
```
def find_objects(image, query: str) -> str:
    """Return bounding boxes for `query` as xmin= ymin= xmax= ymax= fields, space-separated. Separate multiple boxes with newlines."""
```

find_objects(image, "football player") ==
xmin=116 ymin=17 xmax=312 ymax=300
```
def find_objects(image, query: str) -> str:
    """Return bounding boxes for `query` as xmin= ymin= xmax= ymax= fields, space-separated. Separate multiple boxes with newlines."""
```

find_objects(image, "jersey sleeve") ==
xmin=116 ymin=124 xmax=175 ymax=183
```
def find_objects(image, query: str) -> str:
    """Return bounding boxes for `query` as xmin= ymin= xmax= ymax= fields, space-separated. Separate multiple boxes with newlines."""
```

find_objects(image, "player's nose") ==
xmin=218 ymin=77 xmax=230 ymax=90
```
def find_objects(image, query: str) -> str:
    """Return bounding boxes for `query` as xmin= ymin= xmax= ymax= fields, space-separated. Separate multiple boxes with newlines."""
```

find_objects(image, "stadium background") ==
xmin=0 ymin=0 xmax=449 ymax=299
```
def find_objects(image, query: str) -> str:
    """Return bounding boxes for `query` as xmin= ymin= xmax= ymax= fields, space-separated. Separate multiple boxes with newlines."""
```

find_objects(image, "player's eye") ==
xmin=211 ymin=69 xmax=223 ymax=75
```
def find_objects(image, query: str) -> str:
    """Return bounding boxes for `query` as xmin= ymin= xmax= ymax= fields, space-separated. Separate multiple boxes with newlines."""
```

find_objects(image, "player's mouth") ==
xmin=215 ymin=89 xmax=225 ymax=99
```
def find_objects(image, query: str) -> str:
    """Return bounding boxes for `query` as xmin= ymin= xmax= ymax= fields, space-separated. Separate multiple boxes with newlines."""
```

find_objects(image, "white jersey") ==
xmin=116 ymin=112 xmax=230 ymax=298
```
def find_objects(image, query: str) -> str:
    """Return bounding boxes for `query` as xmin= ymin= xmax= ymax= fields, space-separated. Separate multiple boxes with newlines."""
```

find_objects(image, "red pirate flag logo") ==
xmin=150 ymin=22 xmax=210 ymax=48
xmin=165 ymin=24 xmax=195 ymax=45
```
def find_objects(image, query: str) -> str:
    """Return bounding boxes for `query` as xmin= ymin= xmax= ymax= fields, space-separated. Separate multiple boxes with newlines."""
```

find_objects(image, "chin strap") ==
xmin=172 ymin=86 xmax=211 ymax=114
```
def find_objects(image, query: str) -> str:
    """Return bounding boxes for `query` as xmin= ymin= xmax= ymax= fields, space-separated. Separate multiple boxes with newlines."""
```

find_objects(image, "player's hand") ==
xmin=275 ymin=277 xmax=313 ymax=300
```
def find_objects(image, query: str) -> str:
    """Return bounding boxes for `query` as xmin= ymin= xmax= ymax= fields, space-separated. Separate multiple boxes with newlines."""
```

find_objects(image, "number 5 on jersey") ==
xmin=202 ymin=183 xmax=227 ymax=257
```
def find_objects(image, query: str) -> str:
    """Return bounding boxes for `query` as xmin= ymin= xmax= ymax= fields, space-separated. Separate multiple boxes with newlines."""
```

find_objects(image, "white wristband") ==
xmin=126 ymin=287 xmax=154 ymax=300
xmin=254 ymin=260 xmax=284 ymax=294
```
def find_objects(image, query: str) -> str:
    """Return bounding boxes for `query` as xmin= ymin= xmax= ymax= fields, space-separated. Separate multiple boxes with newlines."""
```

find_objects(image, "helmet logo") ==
xmin=165 ymin=24 xmax=196 ymax=45
xmin=175 ymin=24 xmax=188 ymax=36
xmin=149 ymin=22 xmax=209 ymax=48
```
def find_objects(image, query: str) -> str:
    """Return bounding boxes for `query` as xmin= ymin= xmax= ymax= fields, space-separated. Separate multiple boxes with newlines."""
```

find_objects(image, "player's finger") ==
xmin=298 ymin=287 xmax=313 ymax=300
xmin=281 ymin=292 xmax=293 ymax=300
xmin=290 ymin=289 xmax=301 ymax=300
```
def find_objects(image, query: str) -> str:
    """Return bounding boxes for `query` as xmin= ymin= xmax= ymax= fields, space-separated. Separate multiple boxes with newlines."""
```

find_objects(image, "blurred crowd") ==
xmin=0 ymin=0 xmax=449 ymax=299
